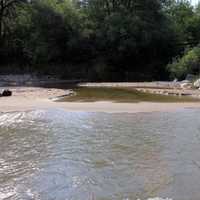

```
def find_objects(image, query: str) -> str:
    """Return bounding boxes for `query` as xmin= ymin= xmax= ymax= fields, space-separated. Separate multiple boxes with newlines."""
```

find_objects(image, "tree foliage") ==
xmin=0 ymin=0 xmax=200 ymax=80
xmin=0 ymin=0 xmax=26 ymax=39
xmin=166 ymin=1 xmax=200 ymax=79
xmin=168 ymin=46 xmax=200 ymax=79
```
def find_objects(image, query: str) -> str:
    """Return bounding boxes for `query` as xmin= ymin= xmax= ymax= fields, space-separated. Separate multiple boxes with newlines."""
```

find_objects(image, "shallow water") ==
xmin=0 ymin=109 xmax=200 ymax=200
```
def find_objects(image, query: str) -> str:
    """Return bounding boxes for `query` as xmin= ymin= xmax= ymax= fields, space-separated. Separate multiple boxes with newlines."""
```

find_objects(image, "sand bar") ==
xmin=0 ymin=87 xmax=200 ymax=113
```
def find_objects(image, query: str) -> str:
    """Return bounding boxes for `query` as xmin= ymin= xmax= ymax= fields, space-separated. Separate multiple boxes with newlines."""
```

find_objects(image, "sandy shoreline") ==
xmin=1 ymin=86 xmax=200 ymax=113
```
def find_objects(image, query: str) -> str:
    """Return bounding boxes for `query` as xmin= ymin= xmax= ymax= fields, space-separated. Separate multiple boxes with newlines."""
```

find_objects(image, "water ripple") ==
xmin=0 ymin=109 xmax=200 ymax=200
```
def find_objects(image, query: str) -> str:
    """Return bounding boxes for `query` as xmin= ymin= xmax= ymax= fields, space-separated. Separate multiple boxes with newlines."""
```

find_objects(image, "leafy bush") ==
xmin=167 ymin=46 xmax=200 ymax=79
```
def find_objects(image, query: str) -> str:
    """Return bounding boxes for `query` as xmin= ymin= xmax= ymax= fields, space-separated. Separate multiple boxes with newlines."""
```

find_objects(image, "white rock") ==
xmin=194 ymin=78 xmax=200 ymax=88
xmin=180 ymin=82 xmax=193 ymax=89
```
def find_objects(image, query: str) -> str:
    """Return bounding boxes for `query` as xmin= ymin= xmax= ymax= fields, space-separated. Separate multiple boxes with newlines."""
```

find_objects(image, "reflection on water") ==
xmin=1 ymin=109 xmax=200 ymax=200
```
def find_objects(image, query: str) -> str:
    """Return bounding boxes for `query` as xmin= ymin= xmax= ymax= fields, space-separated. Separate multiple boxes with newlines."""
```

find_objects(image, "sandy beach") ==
xmin=0 ymin=86 xmax=200 ymax=113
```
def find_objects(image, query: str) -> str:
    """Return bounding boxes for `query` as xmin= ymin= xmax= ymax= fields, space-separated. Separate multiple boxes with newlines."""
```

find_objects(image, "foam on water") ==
xmin=0 ymin=192 xmax=15 ymax=199
xmin=0 ymin=110 xmax=46 ymax=127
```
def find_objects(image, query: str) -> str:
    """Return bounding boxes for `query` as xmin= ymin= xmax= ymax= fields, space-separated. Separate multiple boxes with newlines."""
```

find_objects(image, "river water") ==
xmin=0 ymin=109 xmax=200 ymax=200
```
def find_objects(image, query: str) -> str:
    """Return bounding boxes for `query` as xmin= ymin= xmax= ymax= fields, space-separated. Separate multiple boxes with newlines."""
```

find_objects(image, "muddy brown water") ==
xmin=0 ymin=109 xmax=200 ymax=200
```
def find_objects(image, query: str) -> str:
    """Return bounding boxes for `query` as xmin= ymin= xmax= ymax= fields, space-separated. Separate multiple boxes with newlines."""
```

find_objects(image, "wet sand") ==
xmin=0 ymin=87 xmax=200 ymax=113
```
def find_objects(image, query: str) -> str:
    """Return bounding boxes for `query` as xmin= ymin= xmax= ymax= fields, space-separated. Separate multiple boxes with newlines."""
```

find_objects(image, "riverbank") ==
xmin=1 ymin=86 xmax=200 ymax=113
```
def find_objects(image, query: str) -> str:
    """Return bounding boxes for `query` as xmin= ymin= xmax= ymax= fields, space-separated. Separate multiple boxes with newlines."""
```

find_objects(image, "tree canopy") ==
xmin=0 ymin=0 xmax=200 ymax=80
xmin=0 ymin=0 xmax=26 ymax=39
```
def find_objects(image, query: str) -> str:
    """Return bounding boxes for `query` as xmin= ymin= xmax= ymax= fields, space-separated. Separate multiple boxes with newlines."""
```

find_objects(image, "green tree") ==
xmin=79 ymin=0 xmax=177 ymax=80
xmin=0 ymin=0 xmax=26 ymax=40
xmin=168 ymin=46 xmax=200 ymax=79
xmin=167 ymin=1 xmax=195 ymax=45
xmin=0 ymin=0 xmax=197 ymax=80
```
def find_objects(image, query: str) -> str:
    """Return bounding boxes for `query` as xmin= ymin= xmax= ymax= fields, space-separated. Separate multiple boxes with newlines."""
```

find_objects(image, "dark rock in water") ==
xmin=2 ymin=90 xmax=12 ymax=97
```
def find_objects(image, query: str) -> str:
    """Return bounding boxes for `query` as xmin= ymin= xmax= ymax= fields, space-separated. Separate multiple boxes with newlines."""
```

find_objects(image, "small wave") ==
xmin=0 ymin=110 xmax=46 ymax=127
xmin=0 ymin=191 xmax=16 ymax=199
